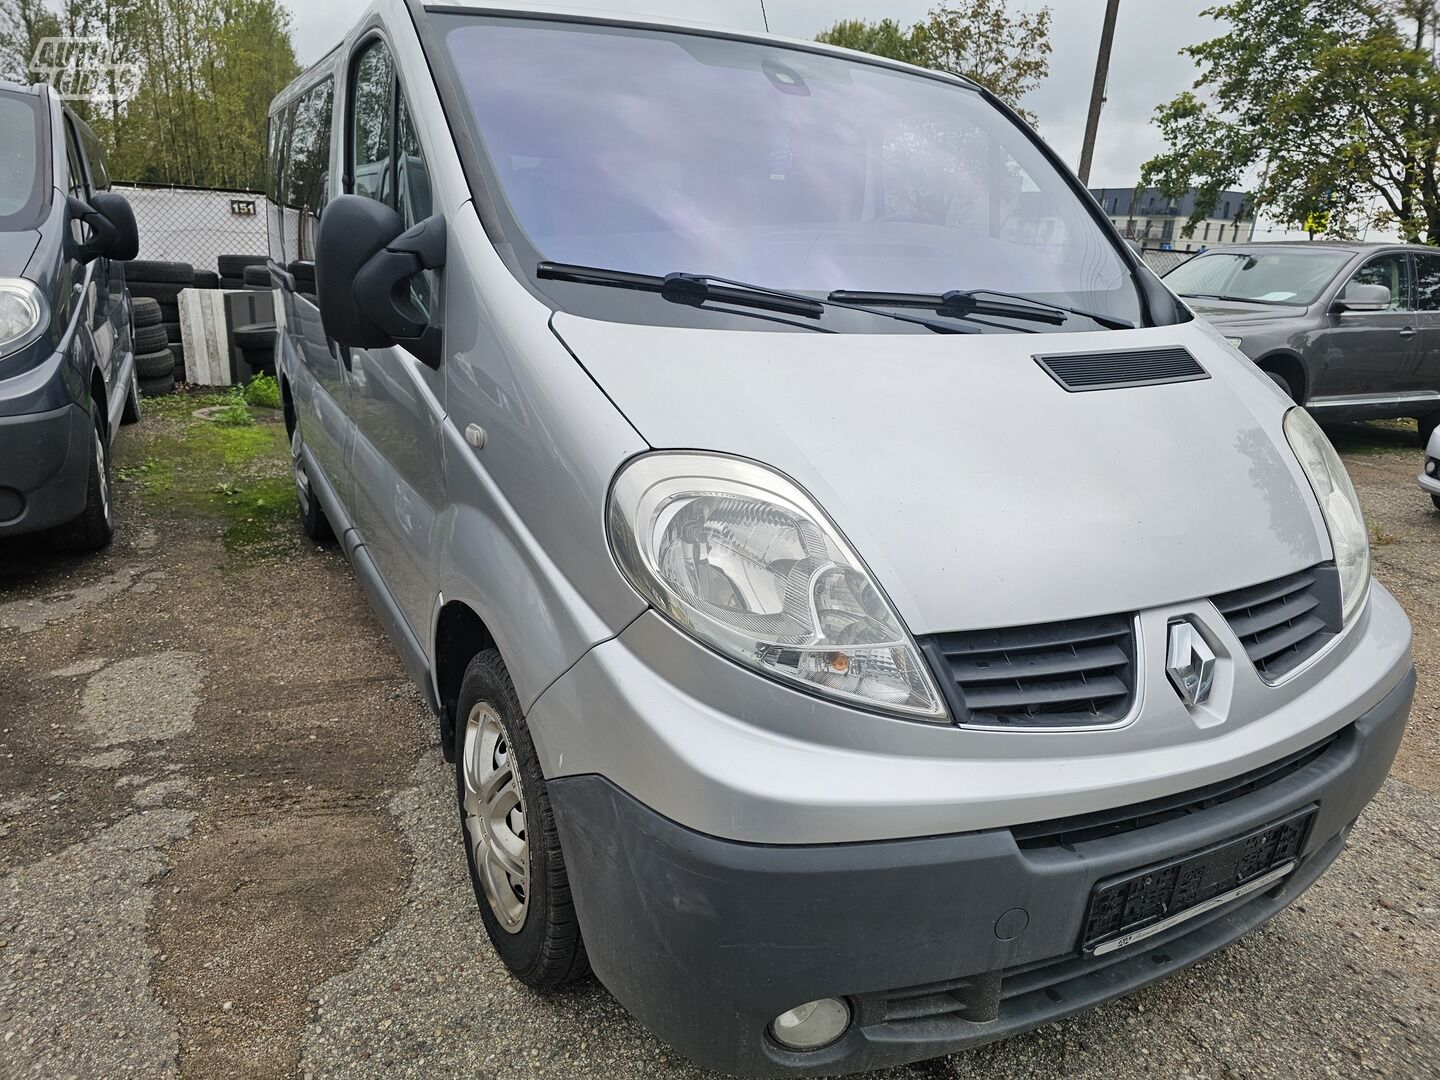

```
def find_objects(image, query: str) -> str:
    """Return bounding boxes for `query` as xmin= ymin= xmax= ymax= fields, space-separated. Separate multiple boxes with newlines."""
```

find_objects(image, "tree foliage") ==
xmin=816 ymin=1 xmax=1053 ymax=122
xmin=0 ymin=0 xmax=298 ymax=190
xmin=1142 ymin=0 xmax=1440 ymax=242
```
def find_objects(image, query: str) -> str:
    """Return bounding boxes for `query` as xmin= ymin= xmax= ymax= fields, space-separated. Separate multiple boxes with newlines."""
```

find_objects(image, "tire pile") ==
xmin=126 ymin=253 xmax=271 ymax=395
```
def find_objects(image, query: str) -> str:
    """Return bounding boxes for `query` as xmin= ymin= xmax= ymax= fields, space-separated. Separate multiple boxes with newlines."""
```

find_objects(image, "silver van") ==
xmin=267 ymin=3 xmax=1414 ymax=1074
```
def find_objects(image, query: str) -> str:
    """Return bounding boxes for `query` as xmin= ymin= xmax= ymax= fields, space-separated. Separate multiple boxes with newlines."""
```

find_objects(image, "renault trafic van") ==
xmin=267 ymin=3 xmax=1414 ymax=1074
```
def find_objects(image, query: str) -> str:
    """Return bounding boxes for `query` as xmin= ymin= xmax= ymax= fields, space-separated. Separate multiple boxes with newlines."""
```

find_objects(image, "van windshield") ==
xmin=0 ymin=90 xmax=46 ymax=230
xmin=437 ymin=17 xmax=1143 ymax=328
xmin=1164 ymin=249 xmax=1353 ymax=306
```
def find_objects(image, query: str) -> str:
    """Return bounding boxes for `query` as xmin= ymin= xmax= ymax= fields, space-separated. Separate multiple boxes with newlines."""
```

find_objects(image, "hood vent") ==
xmin=1035 ymin=346 xmax=1208 ymax=392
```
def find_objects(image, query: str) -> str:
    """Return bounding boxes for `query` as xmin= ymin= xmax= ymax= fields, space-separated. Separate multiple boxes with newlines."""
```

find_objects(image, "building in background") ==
xmin=1088 ymin=186 xmax=1256 ymax=253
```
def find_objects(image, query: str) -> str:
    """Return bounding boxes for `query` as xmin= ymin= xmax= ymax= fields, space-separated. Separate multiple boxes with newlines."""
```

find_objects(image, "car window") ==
xmin=76 ymin=120 xmax=109 ymax=191
xmin=284 ymin=78 xmax=335 ymax=263
xmin=267 ymin=103 xmax=293 ymax=263
xmin=1346 ymin=253 xmax=1410 ymax=311
xmin=63 ymin=116 xmax=86 ymax=198
xmin=1414 ymin=253 xmax=1440 ymax=312
xmin=396 ymin=94 xmax=431 ymax=228
xmin=0 ymin=91 xmax=45 ymax=225
xmin=1163 ymin=249 xmax=1350 ymax=305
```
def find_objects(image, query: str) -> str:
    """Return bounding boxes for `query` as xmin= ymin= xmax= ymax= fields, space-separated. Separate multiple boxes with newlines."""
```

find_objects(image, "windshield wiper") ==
xmin=828 ymin=289 xmax=1135 ymax=331
xmin=537 ymin=262 xmax=977 ymax=335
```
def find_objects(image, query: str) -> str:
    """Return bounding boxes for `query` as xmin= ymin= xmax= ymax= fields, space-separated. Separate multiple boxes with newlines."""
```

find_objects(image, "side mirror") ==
xmin=68 ymin=193 xmax=139 ymax=264
xmin=315 ymin=194 xmax=446 ymax=368
xmin=1335 ymin=283 xmax=1391 ymax=313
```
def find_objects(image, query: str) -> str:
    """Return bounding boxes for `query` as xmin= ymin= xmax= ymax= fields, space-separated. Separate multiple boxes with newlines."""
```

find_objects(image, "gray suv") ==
xmin=267 ymin=3 xmax=1413 ymax=1075
xmin=1166 ymin=242 xmax=1440 ymax=442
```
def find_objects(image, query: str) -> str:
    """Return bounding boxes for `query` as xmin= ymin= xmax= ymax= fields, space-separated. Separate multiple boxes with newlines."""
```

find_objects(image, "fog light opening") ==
xmin=769 ymin=997 xmax=852 ymax=1051
xmin=1427 ymin=458 xmax=1437 ymax=477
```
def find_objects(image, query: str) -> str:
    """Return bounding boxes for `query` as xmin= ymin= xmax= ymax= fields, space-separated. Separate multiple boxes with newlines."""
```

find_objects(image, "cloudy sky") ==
xmin=282 ymin=0 xmax=1305 ymax=237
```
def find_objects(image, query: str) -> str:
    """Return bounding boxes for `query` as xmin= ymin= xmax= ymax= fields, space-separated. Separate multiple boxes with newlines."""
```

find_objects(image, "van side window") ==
xmin=351 ymin=41 xmax=394 ymax=203
xmin=347 ymin=36 xmax=432 ymax=314
xmin=63 ymin=117 xmax=86 ymax=198
xmin=1415 ymin=253 xmax=1440 ymax=312
xmin=284 ymin=78 xmax=335 ymax=263
xmin=267 ymin=104 xmax=293 ymax=263
xmin=76 ymin=123 xmax=109 ymax=191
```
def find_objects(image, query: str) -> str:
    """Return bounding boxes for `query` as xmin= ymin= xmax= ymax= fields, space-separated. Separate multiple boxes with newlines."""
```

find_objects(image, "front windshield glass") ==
xmin=0 ymin=91 xmax=45 ymax=228
xmin=438 ymin=17 xmax=1142 ymax=327
xmin=1164 ymin=249 xmax=1352 ymax=306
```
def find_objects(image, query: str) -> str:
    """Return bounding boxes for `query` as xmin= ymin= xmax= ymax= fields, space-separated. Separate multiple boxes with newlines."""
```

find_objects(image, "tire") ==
xmin=242 ymin=265 xmax=270 ymax=287
xmin=139 ymin=373 xmax=175 ymax=398
xmin=291 ymin=427 xmax=334 ymax=542
xmin=194 ymin=270 xmax=220 ymax=290
xmin=130 ymin=282 xmax=189 ymax=304
xmin=51 ymin=405 xmax=113 ymax=552
xmin=234 ymin=327 xmax=275 ymax=351
xmin=219 ymin=276 xmax=246 ymax=291
xmin=1264 ymin=369 xmax=1297 ymax=402
xmin=125 ymin=259 xmax=194 ymax=284
xmin=454 ymin=650 xmax=589 ymax=990
xmin=136 ymin=347 xmax=174 ymax=380
xmin=1432 ymin=494 xmax=1440 ymax=512
xmin=132 ymin=297 xmax=163 ymax=328
xmin=1418 ymin=412 xmax=1440 ymax=448
xmin=134 ymin=323 xmax=168 ymax=353
xmin=218 ymin=253 xmax=267 ymax=278
xmin=120 ymin=366 xmax=141 ymax=425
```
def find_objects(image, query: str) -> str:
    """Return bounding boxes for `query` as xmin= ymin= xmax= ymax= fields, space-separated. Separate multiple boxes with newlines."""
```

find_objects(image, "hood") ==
xmin=0 ymin=228 xmax=41 ymax=278
xmin=1183 ymin=296 xmax=1309 ymax=328
xmin=554 ymin=314 xmax=1332 ymax=635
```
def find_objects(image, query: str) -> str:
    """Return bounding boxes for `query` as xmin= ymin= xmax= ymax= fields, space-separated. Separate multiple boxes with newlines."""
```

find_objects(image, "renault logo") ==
xmin=1166 ymin=621 xmax=1216 ymax=707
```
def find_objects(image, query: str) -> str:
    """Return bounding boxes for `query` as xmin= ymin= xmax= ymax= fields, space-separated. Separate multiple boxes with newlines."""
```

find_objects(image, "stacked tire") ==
xmin=219 ymin=254 xmax=267 ymax=291
xmin=132 ymin=297 xmax=175 ymax=398
xmin=126 ymin=260 xmax=193 ymax=388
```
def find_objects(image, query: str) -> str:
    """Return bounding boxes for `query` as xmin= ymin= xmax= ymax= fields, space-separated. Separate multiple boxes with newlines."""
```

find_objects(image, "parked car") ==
xmin=1418 ymin=428 xmax=1440 ymax=509
xmin=269 ymin=4 xmax=1413 ymax=1075
xmin=1165 ymin=241 xmax=1440 ymax=443
xmin=0 ymin=81 xmax=139 ymax=551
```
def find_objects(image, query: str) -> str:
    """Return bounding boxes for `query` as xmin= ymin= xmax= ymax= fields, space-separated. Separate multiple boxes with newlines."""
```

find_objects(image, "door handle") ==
xmin=1400 ymin=327 xmax=1416 ymax=338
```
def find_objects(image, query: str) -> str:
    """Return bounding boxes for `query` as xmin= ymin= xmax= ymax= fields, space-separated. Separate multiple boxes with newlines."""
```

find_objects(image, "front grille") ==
xmin=1010 ymin=729 xmax=1343 ymax=849
xmin=920 ymin=615 xmax=1137 ymax=729
xmin=1211 ymin=565 xmax=1342 ymax=682
xmin=1034 ymin=346 xmax=1208 ymax=392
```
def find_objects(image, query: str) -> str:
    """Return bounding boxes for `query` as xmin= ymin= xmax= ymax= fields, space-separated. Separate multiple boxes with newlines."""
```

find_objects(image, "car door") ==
xmin=281 ymin=75 xmax=353 ymax=494
xmin=61 ymin=113 xmax=112 ymax=395
xmin=341 ymin=33 xmax=446 ymax=636
xmin=74 ymin=116 xmax=126 ymax=394
xmin=1315 ymin=250 xmax=1419 ymax=397
xmin=1410 ymin=250 xmax=1440 ymax=394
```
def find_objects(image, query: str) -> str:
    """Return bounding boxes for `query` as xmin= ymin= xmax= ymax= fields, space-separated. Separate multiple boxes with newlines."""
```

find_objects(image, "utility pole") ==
xmin=1077 ymin=0 xmax=1122 ymax=186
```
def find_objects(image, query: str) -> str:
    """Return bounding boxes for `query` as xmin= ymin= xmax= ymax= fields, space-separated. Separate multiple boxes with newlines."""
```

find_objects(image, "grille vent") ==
xmin=1211 ymin=565 xmax=1342 ymax=682
xmin=920 ymin=615 xmax=1137 ymax=729
xmin=1035 ymin=346 xmax=1208 ymax=392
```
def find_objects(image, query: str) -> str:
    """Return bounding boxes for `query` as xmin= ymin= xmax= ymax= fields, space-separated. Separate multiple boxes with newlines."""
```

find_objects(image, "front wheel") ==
xmin=1431 ymin=493 xmax=1440 ymax=513
xmin=291 ymin=427 xmax=333 ymax=542
xmin=1418 ymin=411 xmax=1440 ymax=449
xmin=454 ymin=650 xmax=589 ymax=990
xmin=52 ymin=406 xmax=114 ymax=552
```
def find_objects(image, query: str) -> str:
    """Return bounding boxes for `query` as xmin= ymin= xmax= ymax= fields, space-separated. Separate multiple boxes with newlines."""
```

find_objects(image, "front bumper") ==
xmin=1418 ymin=460 xmax=1440 ymax=497
xmin=549 ymin=666 xmax=1414 ymax=1076
xmin=0 ymin=401 xmax=91 ymax=537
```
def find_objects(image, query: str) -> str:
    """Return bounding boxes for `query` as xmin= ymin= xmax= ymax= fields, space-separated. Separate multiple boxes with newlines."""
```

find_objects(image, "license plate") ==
xmin=1081 ymin=806 xmax=1317 ymax=956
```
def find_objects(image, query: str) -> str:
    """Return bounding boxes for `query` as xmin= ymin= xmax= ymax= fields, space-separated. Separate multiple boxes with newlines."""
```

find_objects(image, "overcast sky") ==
xmin=281 ymin=0 xmax=1307 ymax=237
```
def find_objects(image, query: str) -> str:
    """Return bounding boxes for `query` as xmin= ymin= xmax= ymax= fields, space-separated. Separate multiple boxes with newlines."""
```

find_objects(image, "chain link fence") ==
xmin=113 ymin=183 xmax=268 ymax=276
xmin=1139 ymin=249 xmax=1195 ymax=277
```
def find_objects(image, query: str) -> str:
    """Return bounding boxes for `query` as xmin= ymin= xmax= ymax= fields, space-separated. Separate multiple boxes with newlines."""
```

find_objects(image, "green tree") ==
xmin=1142 ymin=0 xmax=1440 ymax=242
xmin=0 ymin=0 xmax=60 ymax=83
xmin=815 ymin=2 xmax=1053 ymax=121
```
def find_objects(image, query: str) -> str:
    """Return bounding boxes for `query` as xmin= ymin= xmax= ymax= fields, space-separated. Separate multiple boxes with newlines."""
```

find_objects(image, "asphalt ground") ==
xmin=0 ymin=396 xmax=1437 ymax=1079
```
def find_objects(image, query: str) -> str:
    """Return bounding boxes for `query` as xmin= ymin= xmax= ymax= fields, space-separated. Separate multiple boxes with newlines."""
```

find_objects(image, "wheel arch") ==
xmin=1253 ymin=350 xmax=1307 ymax=404
xmin=433 ymin=599 xmax=499 ymax=763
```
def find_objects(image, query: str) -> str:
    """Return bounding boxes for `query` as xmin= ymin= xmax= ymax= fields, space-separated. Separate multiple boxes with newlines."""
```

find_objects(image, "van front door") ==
xmin=341 ymin=36 xmax=445 ymax=635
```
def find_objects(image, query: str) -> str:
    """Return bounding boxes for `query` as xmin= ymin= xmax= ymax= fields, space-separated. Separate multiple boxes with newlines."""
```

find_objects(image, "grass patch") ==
xmin=115 ymin=387 xmax=298 ymax=555
xmin=245 ymin=373 xmax=282 ymax=410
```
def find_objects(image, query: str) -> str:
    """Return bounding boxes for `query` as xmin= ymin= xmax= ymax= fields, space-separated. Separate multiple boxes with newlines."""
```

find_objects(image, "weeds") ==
xmin=212 ymin=388 xmax=255 ymax=427
xmin=245 ymin=373 xmax=282 ymax=410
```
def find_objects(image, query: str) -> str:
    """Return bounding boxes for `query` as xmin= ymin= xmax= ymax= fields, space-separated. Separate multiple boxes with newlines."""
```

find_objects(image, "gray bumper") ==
xmin=550 ymin=666 xmax=1414 ymax=1077
xmin=0 ymin=401 xmax=91 ymax=537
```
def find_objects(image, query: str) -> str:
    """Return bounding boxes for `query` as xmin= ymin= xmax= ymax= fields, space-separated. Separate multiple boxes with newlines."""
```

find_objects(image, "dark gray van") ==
xmin=0 ymin=81 xmax=139 ymax=551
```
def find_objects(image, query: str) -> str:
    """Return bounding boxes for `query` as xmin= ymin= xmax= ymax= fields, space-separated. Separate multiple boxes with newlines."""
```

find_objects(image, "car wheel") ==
xmin=454 ymin=649 xmax=589 ymax=990
xmin=1264 ymin=369 xmax=1297 ymax=402
xmin=120 ymin=365 xmax=141 ymax=425
xmin=1431 ymin=494 xmax=1440 ymax=513
xmin=291 ymin=427 xmax=334 ymax=542
xmin=52 ymin=405 xmax=114 ymax=552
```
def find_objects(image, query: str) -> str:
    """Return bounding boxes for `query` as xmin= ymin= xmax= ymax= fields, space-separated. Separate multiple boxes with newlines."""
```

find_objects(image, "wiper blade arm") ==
xmin=829 ymin=289 xmax=1135 ymax=331
xmin=539 ymin=262 xmax=977 ymax=335
xmin=539 ymin=262 xmax=825 ymax=319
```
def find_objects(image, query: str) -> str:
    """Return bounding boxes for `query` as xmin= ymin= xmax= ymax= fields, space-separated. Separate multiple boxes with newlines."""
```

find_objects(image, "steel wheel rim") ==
xmin=95 ymin=429 xmax=110 ymax=522
xmin=461 ymin=703 xmax=530 ymax=933
xmin=291 ymin=432 xmax=311 ymax=514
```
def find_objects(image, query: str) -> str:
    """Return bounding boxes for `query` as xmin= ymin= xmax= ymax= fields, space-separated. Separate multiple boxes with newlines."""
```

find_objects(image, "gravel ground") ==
xmin=1 ymin=401 xmax=1438 ymax=1079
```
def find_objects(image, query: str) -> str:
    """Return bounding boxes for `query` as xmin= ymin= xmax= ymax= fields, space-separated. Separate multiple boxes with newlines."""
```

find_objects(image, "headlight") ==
xmin=1284 ymin=408 xmax=1370 ymax=622
xmin=0 ymin=279 xmax=47 ymax=358
xmin=608 ymin=452 xmax=948 ymax=720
